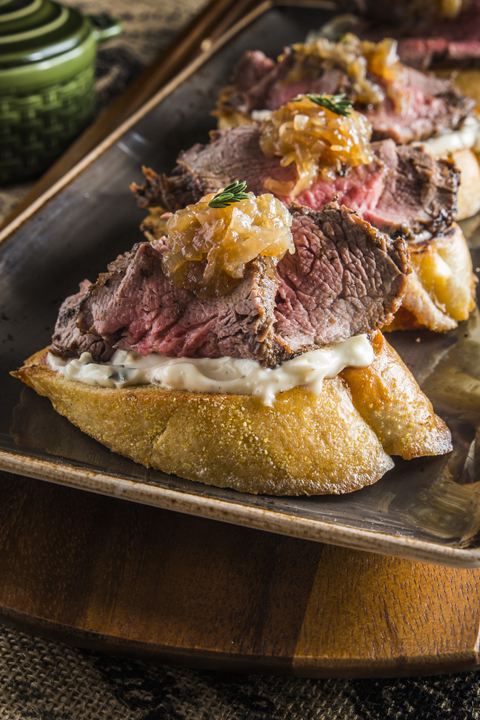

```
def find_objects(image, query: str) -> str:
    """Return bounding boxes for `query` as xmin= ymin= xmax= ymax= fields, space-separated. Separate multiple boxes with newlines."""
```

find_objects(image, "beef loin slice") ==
xmin=50 ymin=201 xmax=409 ymax=368
xmin=131 ymin=124 xmax=458 ymax=240
xmin=220 ymin=47 xmax=475 ymax=143
xmin=338 ymin=0 xmax=480 ymax=70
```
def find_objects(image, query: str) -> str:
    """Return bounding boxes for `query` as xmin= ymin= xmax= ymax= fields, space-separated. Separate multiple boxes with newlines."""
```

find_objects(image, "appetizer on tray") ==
xmin=214 ymin=34 xmax=480 ymax=221
xmin=133 ymin=91 xmax=476 ymax=333
xmin=13 ymin=191 xmax=452 ymax=496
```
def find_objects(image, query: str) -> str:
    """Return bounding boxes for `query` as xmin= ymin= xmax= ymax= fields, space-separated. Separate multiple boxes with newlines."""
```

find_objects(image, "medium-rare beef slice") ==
xmin=132 ymin=125 xmax=458 ymax=239
xmin=233 ymin=50 xmax=276 ymax=94
xmin=363 ymin=141 xmax=459 ymax=238
xmin=52 ymin=241 xmax=290 ymax=366
xmin=131 ymin=125 xmax=296 ymax=212
xmin=363 ymin=67 xmax=475 ymax=144
xmin=219 ymin=47 xmax=475 ymax=143
xmin=50 ymin=202 xmax=408 ymax=368
xmin=53 ymin=240 xmax=287 ymax=367
xmin=224 ymin=48 xmax=352 ymax=118
xmin=276 ymin=203 xmax=409 ymax=350
xmin=51 ymin=280 xmax=118 ymax=362
xmin=338 ymin=0 xmax=480 ymax=69
xmin=293 ymin=140 xmax=459 ymax=237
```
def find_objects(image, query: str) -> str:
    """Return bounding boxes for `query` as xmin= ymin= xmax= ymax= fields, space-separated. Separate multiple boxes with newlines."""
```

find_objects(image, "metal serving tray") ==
xmin=2 ymin=1 xmax=480 ymax=567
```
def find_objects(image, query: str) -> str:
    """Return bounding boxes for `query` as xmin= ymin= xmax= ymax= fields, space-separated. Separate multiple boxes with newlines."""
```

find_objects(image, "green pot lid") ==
xmin=0 ymin=0 xmax=93 ymax=67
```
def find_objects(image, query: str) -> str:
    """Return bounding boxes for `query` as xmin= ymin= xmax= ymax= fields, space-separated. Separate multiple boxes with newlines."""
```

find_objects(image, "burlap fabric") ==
xmin=0 ymin=624 xmax=478 ymax=719
xmin=1 ymin=1 xmax=480 ymax=717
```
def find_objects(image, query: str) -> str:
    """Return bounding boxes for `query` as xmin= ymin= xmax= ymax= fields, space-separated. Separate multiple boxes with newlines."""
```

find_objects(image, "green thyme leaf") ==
xmin=291 ymin=93 xmax=353 ymax=117
xmin=208 ymin=181 xmax=250 ymax=208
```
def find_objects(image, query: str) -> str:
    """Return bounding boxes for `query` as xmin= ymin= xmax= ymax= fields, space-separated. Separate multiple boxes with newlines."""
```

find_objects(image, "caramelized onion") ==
xmin=288 ymin=34 xmax=404 ymax=108
xmin=260 ymin=94 xmax=373 ymax=196
xmin=162 ymin=192 xmax=294 ymax=297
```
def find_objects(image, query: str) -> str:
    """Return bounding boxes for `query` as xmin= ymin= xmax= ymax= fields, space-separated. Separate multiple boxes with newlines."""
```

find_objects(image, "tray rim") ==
xmin=2 ymin=449 xmax=480 ymax=568
xmin=1 ymin=0 xmax=479 ymax=569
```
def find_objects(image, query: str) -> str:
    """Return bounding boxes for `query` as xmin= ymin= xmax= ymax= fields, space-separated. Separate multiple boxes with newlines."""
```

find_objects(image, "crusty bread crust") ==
xmin=452 ymin=148 xmax=480 ymax=221
xmin=12 ymin=332 xmax=451 ymax=495
xmin=341 ymin=332 xmax=452 ymax=459
xmin=13 ymin=349 xmax=393 ymax=495
xmin=385 ymin=223 xmax=476 ymax=332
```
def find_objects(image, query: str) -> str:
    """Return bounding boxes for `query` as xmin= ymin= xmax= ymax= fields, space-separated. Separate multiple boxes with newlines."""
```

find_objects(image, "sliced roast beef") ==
xmin=51 ymin=280 xmax=118 ymax=362
xmin=223 ymin=48 xmax=352 ymax=118
xmin=363 ymin=66 xmax=475 ymax=143
xmin=219 ymin=47 xmax=475 ymax=143
xmin=131 ymin=124 xmax=458 ymax=240
xmin=339 ymin=0 xmax=480 ymax=69
xmin=133 ymin=126 xmax=296 ymax=213
xmin=274 ymin=203 xmax=408 ymax=351
xmin=52 ymin=242 xmax=284 ymax=366
xmin=361 ymin=141 xmax=459 ymax=238
xmin=50 ymin=201 xmax=408 ymax=368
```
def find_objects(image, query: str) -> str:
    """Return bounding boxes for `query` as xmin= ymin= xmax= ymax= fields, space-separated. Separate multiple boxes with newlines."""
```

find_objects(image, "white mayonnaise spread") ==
xmin=48 ymin=334 xmax=374 ymax=407
xmin=410 ymin=229 xmax=432 ymax=245
xmin=420 ymin=116 xmax=480 ymax=158
xmin=251 ymin=109 xmax=273 ymax=122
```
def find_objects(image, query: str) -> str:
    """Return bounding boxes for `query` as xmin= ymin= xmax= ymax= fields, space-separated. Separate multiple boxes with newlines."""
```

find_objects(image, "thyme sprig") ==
xmin=292 ymin=93 xmax=353 ymax=117
xmin=208 ymin=181 xmax=250 ymax=209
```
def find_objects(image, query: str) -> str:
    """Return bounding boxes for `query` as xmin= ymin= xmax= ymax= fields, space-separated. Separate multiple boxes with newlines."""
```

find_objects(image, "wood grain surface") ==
xmin=2 ymin=0 xmax=480 ymax=679
xmin=1 ymin=470 xmax=479 ymax=678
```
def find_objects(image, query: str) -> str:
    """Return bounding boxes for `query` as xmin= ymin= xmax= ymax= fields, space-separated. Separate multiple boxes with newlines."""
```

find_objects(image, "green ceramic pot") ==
xmin=0 ymin=0 xmax=122 ymax=183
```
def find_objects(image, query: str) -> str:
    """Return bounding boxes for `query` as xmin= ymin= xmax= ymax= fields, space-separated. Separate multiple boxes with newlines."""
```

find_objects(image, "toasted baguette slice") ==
xmin=385 ymin=223 xmax=476 ymax=332
xmin=12 ymin=332 xmax=451 ymax=496
xmin=452 ymin=148 xmax=480 ymax=221
xmin=341 ymin=332 xmax=452 ymax=459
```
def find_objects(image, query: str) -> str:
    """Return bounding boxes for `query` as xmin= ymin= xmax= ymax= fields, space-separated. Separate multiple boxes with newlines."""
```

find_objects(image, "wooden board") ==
xmin=1 ymin=469 xmax=480 ymax=678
